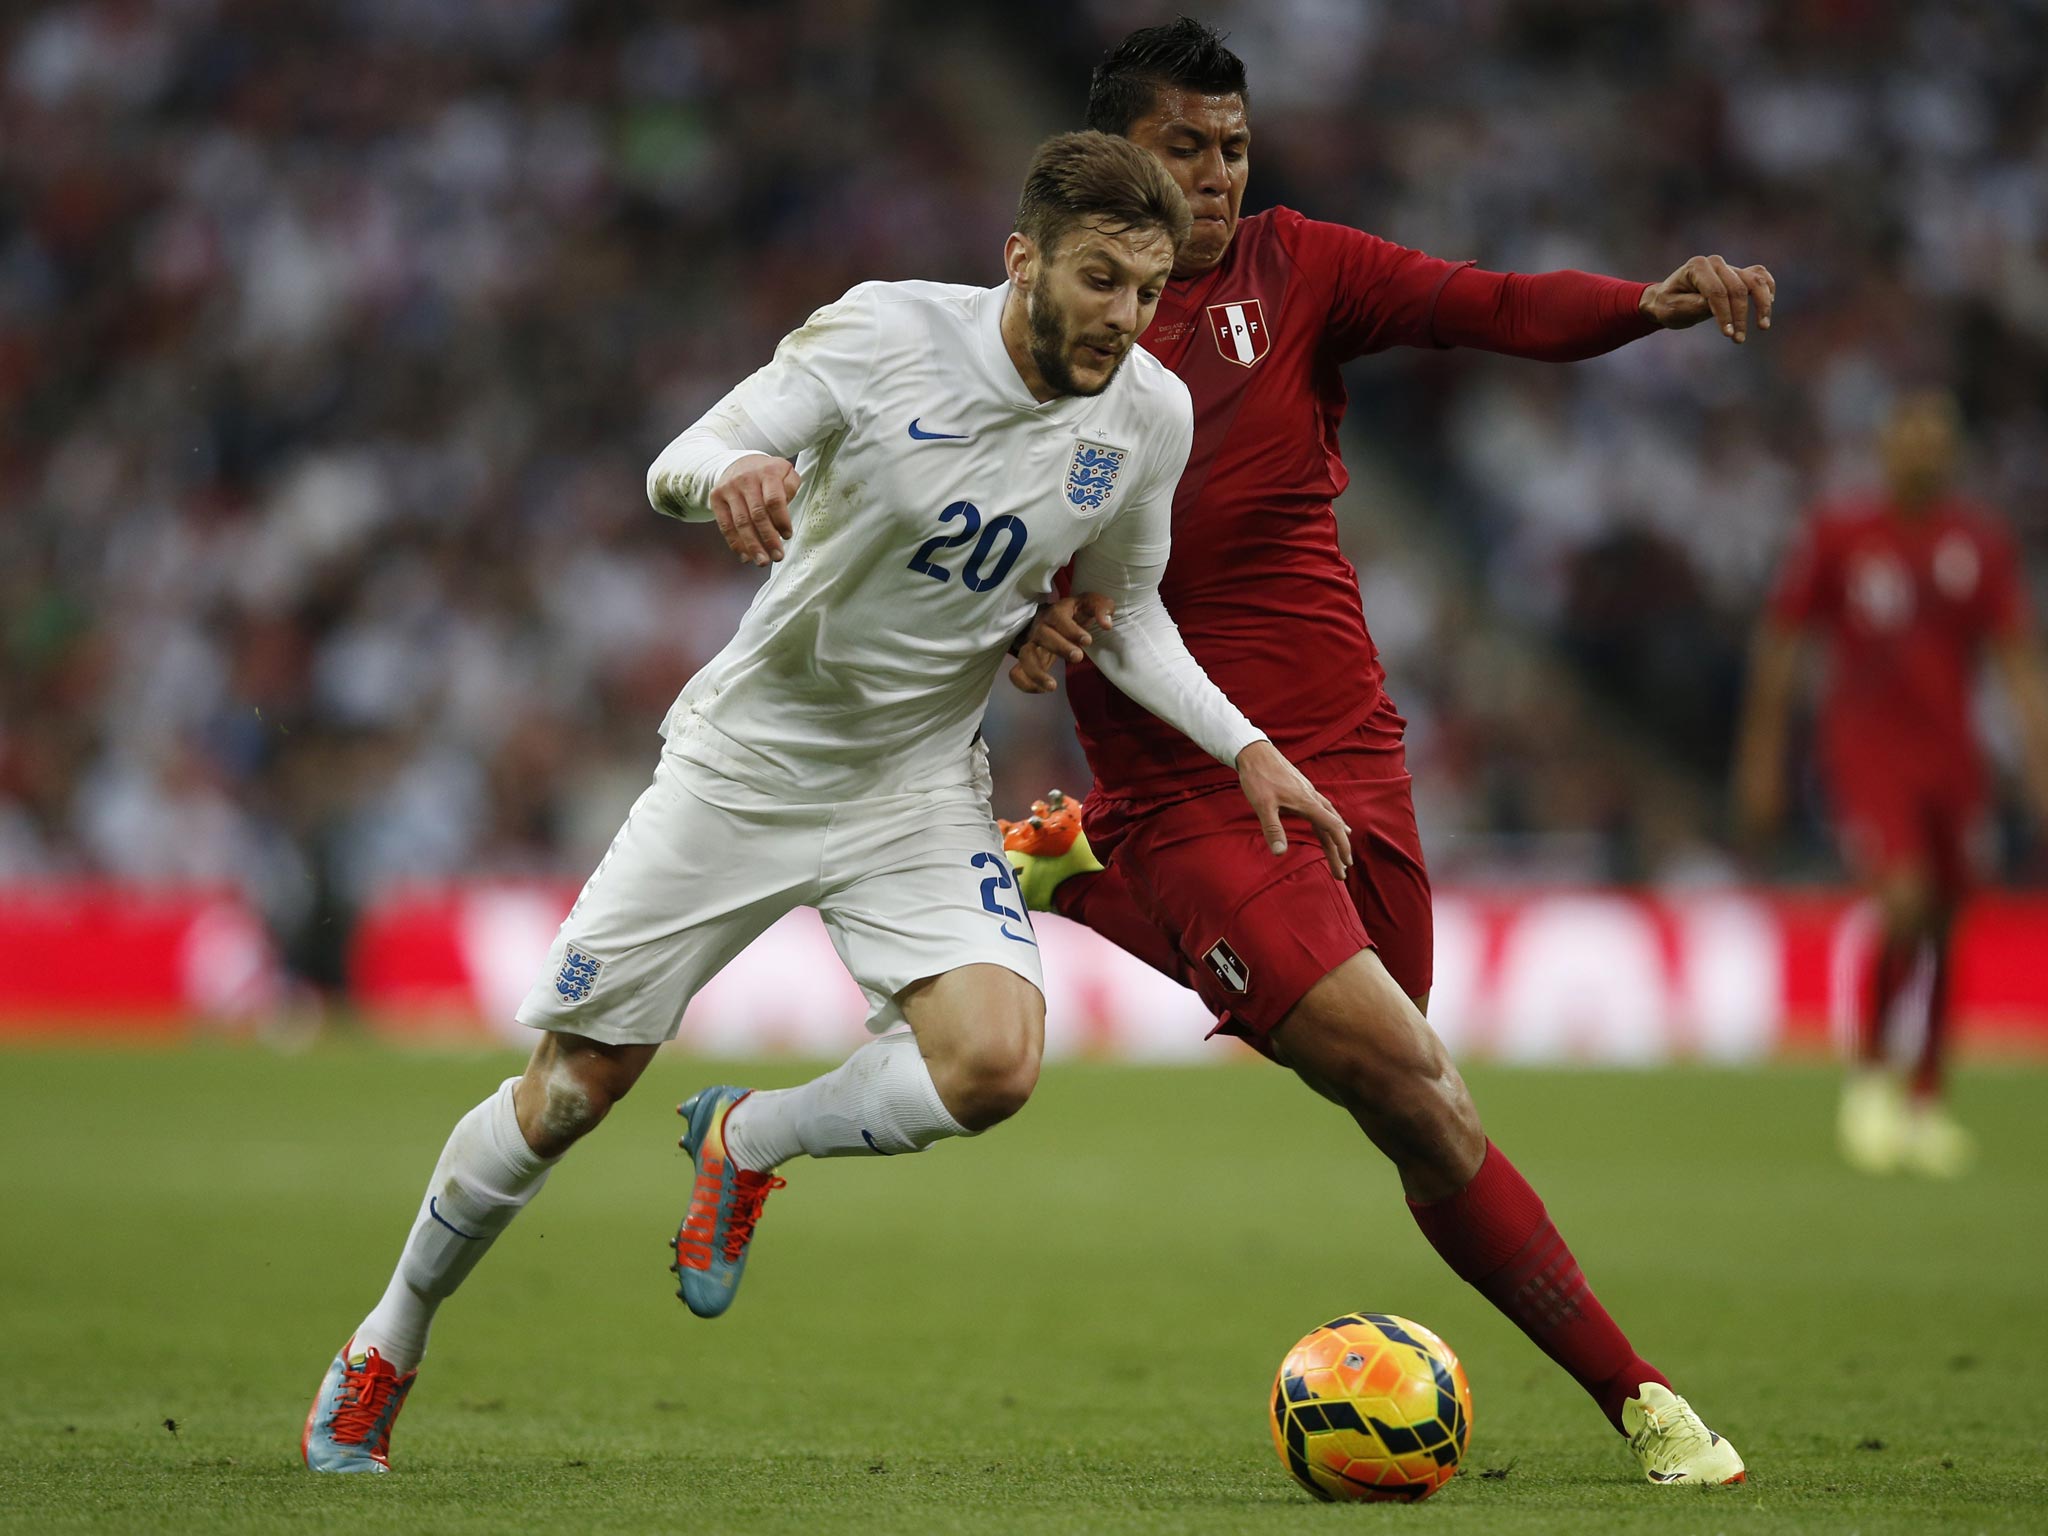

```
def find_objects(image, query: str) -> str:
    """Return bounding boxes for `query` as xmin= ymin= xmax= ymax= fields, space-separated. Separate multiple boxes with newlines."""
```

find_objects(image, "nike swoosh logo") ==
xmin=908 ymin=418 xmax=970 ymax=441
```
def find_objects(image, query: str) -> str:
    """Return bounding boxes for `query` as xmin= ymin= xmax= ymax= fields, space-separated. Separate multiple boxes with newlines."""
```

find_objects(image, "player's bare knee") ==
xmin=907 ymin=968 xmax=1045 ymax=1132
xmin=950 ymin=1018 xmax=1042 ymax=1130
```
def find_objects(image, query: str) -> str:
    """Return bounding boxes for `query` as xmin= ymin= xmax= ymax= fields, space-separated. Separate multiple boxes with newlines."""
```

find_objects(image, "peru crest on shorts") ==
xmin=1207 ymin=298 xmax=1269 ymax=366
xmin=1064 ymin=439 xmax=1128 ymax=515
xmin=555 ymin=945 xmax=602 ymax=1003
xmin=1204 ymin=937 xmax=1250 ymax=995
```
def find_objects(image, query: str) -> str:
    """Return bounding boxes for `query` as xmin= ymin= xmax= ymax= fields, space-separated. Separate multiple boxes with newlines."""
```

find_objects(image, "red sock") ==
xmin=1861 ymin=935 xmax=1916 ymax=1063
xmin=1910 ymin=934 xmax=1953 ymax=1102
xmin=1409 ymin=1141 xmax=1667 ymax=1433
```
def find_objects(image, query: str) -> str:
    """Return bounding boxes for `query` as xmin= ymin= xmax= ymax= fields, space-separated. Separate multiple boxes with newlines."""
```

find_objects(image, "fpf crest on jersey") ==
xmin=1207 ymin=298 xmax=1270 ymax=366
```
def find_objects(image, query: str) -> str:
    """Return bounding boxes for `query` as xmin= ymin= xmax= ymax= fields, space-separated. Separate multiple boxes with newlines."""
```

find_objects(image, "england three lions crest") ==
xmin=554 ymin=945 xmax=602 ymax=1004
xmin=1064 ymin=440 xmax=1129 ymax=516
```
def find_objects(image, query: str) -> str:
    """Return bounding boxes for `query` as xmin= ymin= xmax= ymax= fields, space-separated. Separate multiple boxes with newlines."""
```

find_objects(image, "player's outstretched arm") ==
xmin=1311 ymin=217 xmax=1774 ymax=364
xmin=1381 ymin=239 xmax=1774 ymax=363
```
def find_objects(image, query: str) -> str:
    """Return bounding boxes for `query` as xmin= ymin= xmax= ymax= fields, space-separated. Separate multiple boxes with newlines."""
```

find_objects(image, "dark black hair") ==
xmin=1085 ymin=17 xmax=1249 ymax=137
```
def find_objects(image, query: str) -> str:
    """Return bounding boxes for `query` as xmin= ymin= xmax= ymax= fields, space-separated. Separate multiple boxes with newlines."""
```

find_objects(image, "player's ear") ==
xmin=1003 ymin=232 xmax=1037 ymax=291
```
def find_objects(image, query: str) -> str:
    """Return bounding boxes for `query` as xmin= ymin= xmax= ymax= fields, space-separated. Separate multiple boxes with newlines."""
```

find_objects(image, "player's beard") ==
xmin=1027 ymin=283 xmax=1126 ymax=399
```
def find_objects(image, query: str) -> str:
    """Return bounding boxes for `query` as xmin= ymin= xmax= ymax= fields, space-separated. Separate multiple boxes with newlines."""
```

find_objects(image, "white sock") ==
xmin=723 ymin=1031 xmax=971 ymax=1170
xmin=354 ymin=1078 xmax=556 ymax=1373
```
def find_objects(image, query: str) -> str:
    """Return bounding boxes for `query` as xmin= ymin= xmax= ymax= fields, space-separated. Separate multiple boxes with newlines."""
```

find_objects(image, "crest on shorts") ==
xmin=1204 ymin=937 xmax=1251 ymax=995
xmin=1064 ymin=439 xmax=1128 ymax=515
xmin=1207 ymin=298 xmax=1269 ymax=366
xmin=554 ymin=945 xmax=603 ymax=1004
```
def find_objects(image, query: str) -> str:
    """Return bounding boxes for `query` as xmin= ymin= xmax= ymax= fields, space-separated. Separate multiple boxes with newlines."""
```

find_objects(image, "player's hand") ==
xmin=1007 ymin=593 xmax=1116 ymax=694
xmin=708 ymin=454 xmax=801 ymax=567
xmin=1235 ymin=739 xmax=1352 ymax=880
xmin=1640 ymin=256 xmax=1776 ymax=344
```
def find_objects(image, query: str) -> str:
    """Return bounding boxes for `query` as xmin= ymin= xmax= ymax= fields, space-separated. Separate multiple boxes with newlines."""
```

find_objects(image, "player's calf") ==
xmin=1268 ymin=950 xmax=1484 ymax=1201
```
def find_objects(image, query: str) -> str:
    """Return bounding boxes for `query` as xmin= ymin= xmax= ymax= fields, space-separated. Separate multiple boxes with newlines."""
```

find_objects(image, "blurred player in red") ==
xmin=1002 ymin=19 xmax=1772 ymax=1484
xmin=1734 ymin=391 xmax=2048 ymax=1176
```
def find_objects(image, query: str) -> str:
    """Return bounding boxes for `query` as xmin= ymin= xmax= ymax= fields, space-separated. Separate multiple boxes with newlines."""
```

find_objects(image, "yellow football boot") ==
xmin=1837 ymin=1069 xmax=1906 ymax=1175
xmin=1623 ymin=1383 xmax=1746 ymax=1486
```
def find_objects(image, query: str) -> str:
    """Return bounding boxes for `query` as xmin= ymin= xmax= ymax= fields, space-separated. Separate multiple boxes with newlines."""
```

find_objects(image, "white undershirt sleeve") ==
xmin=646 ymin=285 xmax=884 ymax=522
xmin=1066 ymin=393 xmax=1267 ymax=769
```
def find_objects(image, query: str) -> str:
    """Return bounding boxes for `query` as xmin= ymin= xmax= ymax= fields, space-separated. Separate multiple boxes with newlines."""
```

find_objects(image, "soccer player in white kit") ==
xmin=302 ymin=131 xmax=1350 ymax=1472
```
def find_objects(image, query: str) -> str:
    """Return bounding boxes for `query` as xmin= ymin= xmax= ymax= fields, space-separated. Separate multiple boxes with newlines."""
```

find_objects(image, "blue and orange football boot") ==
xmin=999 ymin=788 xmax=1102 ymax=912
xmin=672 ymin=1086 xmax=786 ymax=1319
xmin=302 ymin=1337 xmax=416 ymax=1473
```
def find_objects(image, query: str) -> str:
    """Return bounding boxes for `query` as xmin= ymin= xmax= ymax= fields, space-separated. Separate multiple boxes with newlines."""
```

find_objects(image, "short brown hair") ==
xmin=1014 ymin=129 xmax=1191 ymax=258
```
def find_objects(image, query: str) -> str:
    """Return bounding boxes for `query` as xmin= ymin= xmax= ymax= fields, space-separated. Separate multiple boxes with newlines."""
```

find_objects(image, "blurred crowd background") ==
xmin=3 ymin=0 xmax=2045 ymax=989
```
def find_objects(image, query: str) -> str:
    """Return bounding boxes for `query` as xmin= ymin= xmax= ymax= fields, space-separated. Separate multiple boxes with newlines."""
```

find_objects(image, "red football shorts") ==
xmin=1828 ymin=771 xmax=1989 ymax=894
xmin=1065 ymin=721 xmax=1431 ymax=1041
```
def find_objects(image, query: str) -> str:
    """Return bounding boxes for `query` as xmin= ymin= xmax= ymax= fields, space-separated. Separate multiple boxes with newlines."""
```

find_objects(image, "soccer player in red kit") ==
xmin=1734 ymin=391 xmax=2048 ymax=1177
xmin=1003 ymin=19 xmax=1772 ymax=1483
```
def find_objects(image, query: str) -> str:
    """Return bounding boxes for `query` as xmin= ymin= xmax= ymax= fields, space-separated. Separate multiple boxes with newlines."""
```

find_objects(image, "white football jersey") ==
xmin=647 ymin=279 xmax=1260 ymax=800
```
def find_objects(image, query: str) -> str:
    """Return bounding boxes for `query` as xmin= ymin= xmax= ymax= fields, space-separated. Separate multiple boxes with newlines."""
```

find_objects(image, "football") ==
xmin=1268 ymin=1312 xmax=1474 ymax=1502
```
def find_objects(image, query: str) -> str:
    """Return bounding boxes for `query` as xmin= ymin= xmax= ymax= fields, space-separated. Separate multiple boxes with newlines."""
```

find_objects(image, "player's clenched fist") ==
xmin=709 ymin=454 xmax=802 ymax=567
xmin=1639 ymin=255 xmax=1777 ymax=344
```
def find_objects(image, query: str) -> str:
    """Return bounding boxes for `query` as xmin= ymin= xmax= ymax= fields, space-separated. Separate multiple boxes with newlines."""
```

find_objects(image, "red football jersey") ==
xmin=1768 ymin=496 xmax=2026 ymax=793
xmin=1065 ymin=205 xmax=1647 ymax=813
xmin=1065 ymin=206 xmax=1457 ymax=811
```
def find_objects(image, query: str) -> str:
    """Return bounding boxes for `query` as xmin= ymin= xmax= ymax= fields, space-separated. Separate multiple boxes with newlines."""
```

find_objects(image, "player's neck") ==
xmin=997 ymin=290 xmax=1060 ymax=404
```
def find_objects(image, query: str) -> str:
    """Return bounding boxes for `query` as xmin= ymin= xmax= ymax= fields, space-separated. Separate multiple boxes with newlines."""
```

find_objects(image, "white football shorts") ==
xmin=514 ymin=749 xmax=1043 ymax=1046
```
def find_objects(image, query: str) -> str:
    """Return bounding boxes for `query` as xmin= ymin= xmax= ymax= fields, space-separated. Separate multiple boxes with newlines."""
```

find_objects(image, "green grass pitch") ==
xmin=2 ymin=1044 xmax=2045 ymax=1534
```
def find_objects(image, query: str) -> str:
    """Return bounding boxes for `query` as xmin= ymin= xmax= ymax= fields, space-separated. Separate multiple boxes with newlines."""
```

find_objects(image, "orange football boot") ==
xmin=998 ymin=789 xmax=1102 ymax=911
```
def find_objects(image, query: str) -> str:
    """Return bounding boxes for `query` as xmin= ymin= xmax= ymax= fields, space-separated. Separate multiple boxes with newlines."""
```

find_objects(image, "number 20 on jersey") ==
xmin=907 ymin=501 xmax=1028 ymax=592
